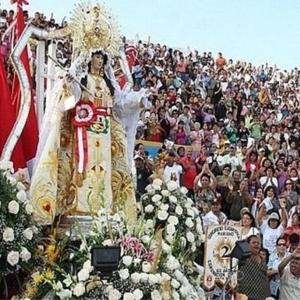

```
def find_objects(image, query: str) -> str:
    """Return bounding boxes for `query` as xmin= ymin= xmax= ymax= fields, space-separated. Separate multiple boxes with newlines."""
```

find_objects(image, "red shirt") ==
xmin=180 ymin=156 xmax=197 ymax=189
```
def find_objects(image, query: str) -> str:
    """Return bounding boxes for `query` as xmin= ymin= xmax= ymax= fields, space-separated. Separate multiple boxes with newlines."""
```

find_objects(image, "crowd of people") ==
xmin=1 ymin=6 xmax=300 ymax=300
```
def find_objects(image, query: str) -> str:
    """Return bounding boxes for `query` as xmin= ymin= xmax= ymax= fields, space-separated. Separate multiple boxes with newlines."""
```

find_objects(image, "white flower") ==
xmin=191 ymin=244 xmax=197 ymax=252
xmin=172 ymin=291 xmax=180 ymax=300
xmin=145 ymin=184 xmax=153 ymax=192
xmin=161 ymin=272 xmax=171 ymax=282
xmin=7 ymin=251 xmax=19 ymax=266
xmin=131 ymin=272 xmax=141 ymax=284
xmin=108 ymin=288 xmax=121 ymax=300
xmin=157 ymin=210 xmax=168 ymax=221
xmin=140 ymin=273 xmax=148 ymax=283
xmin=122 ymin=255 xmax=133 ymax=267
xmin=152 ymin=194 xmax=162 ymax=203
xmin=166 ymin=224 xmax=176 ymax=236
xmin=3 ymin=227 xmax=14 ymax=242
xmin=123 ymin=292 xmax=135 ymax=300
xmin=145 ymin=219 xmax=154 ymax=229
xmin=179 ymin=286 xmax=189 ymax=297
xmin=23 ymin=228 xmax=33 ymax=240
xmin=161 ymin=190 xmax=170 ymax=197
xmin=187 ymin=208 xmax=195 ymax=218
xmin=165 ymin=234 xmax=174 ymax=243
xmin=145 ymin=204 xmax=154 ymax=213
xmin=171 ymin=279 xmax=180 ymax=289
xmin=133 ymin=289 xmax=143 ymax=300
xmin=169 ymin=195 xmax=177 ymax=204
xmin=83 ymin=260 xmax=93 ymax=273
xmin=20 ymin=247 xmax=31 ymax=262
xmin=180 ymin=237 xmax=187 ymax=248
xmin=25 ymin=203 xmax=33 ymax=215
xmin=142 ymin=262 xmax=151 ymax=273
xmin=102 ymin=239 xmax=113 ymax=246
xmin=119 ymin=268 xmax=129 ymax=280
xmin=153 ymin=178 xmax=163 ymax=186
xmin=180 ymin=186 xmax=188 ymax=195
xmin=63 ymin=275 xmax=73 ymax=287
xmin=185 ymin=218 xmax=194 ymax=228
xmin=69 ymin=253 xmax=75 ymax=260
xmin=162 ymin=241 xmax=171 ymax=254
xmin=174 ymin=270 xmax=185 ymax=281
xmin=57 ymin=289 xmax=72 ymax=299
xmin=8 ymin=200 xmax=19 ymax=214
xmin=166 ymin=256 xmax=180 ymax=270
xmin=0 ymin=160 xmax=13 ymax=171
xmin=16 ymin=182 xmax=26 ymax=190
xmin=77 ymin=268 xmax=89 ymax=282
xmin=196 ymin=223 xmax=203 ymax=234
xmin=186 ymin=232 xmax=195 ymax=243
xmin=166 ymin=181 xmax=178 ymax=192
xmin=175 ymin=206 xmax=183 ymax=215
xmin=151 ymin=290 xmax=162 ymax=300
xmin=53 ymin=281 xmax=63 ymax=291
xmin=160 ymin=203 xmax=169 ymax=211
xmin=133 ymin=258 xmax=142 ymax=265
xmin=148 ymin=274 xmax=159 ymax=285
xmin=152 ymin=184 xmax=161 ymax=191
xmin=168 ymin=215 xmax=178 ymax=225
xmin=73 ymin=282 xmax=85 ymax=297
xmin=7 ymin=176 xmax=17 ymax=185
xmin=141 ymin=235 xmax=151 ymax=244
xmin=16 ymin=190 xmax=27 ymax=202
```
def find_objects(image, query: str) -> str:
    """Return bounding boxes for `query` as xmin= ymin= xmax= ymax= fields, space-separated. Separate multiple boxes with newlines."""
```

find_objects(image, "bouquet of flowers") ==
xmin=141 ymin=178 xmax=204 ymax=263
xmin=0 ymin=161 xmax=40 ymax=296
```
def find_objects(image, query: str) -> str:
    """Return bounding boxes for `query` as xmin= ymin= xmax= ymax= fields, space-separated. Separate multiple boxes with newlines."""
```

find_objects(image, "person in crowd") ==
xmin=237 ymin=235 xmax=270 ymax=300
xmin=240 ymin=211 xmax=260 ymax=239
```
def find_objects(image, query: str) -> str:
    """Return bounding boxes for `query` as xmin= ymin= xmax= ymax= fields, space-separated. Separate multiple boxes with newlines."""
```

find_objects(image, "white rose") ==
xmin=8 ymin=200 xmax=19 ymax=214
xmin=122 ymin=255 xmax=133 ymax=267
xmin=168 ymin=215 xmax=178 ymax=225
xmin=187 ymin=208 xmax=195 ymax=218
xmin=152 ymin=184 xmax=161 ymax=191
xmin=140 ymin=273 xmax=148 ymax=283
xmin=179 ymin=286 xmax=189 ymax=297
xmin=145 ymin=184 xmax=152 ymax=192
xmin=3 ymin=227 xmax=14 ymax=242
xmin=157 ymin=210 xmax=168 ymax=221
xmin=180 ymin=186 xmax=188 ymax=195
xmin=83 ymin=260 xmax=93 ymax=273
xmin=20 ymin=247 xmax=31 ymax=262
xmin=16 ymin=190 xmax=27 ymax=202
xmin=148 ymin=274 xmax=159 ymax=285
xmin=0 ymin=160 xmax=13 ymax=171
xmin=53 ymin=281 xmax=63 ymax=291
xmin=123 ymin=292 xmax=135 ymax=300
xmin=166 ymin=181 xmax=177 ymax=192
xmin=191 ymin=243 xmax=197 ymax=252
xmin=102 ymin=239 xmax=113 ymax=246
xmin=186 ymin=232 xmax=195 ymax=243
xmin=119 ymin=268 xmax=129 ymax=280
xmin=160 ymin=203 xmax=169 ymax=211
xmin=152 ymin=194 xmax=162 ymax=203
xmin=7 ymin=251 xmax=19 ymax=266
xmin=7 ymin=176 xmax=17 ymax=185
xmin=133 ymin=288 xmax=143 ymax=300
xmin=16 ymin=182 xmax=26 ymax=190
xmin=167 ymin=256 xmax=180 ymax=270
xmin=57 ymin=289 xmax=72 ymax=299
xmin=161 ymin=272 xmax=171 ymax=282
xmin=131 ymin=272 xmax=141 ymax=284
xmin=186 ymin=198 xmax=194 ymax=205
xmin=169 ymin=195 xmax=177 ymax=204
xmin=161 ymin=190 xmax=170 ymax=197
xmin=153 ymin=178 xmax=163 ymax=186
xmin=77 ymin=268 xmax=90 ymax=282
xmin=73 ymin=282 xmax=85 ymax=297
xmin=185 ymin=218 xmax=194 ymax=228
xmin=145 ymin=204 xmax=154 ymax=213
xmin=145 ymin=219 xmax=154 ymax=229
xmin=180 ymin=237 xmax=187 ymax=248
xmin=165 ymin=234 xmax=174 ymax=243
xmin=171 ymin=279 xmax=180 ymax=289
xmin=174 ymin=270 xmax=185 ymax=281
xmin=25 ymin=203 xmax=33 ymax=215
xmin=196 ymin=223 xmax=203 ymax=234
xmin=172 ymin=291 xmax=180 ymax=300
xmin=166 ymin=224 xmax=176 ymax=236
xmin=23 ymin=228 xmax=33 ymax=240
xmin=133 ymin=258 xmax=142 ymax=265
xmin=175 ymin=206 xmax=183 ymax=215
xmin=151 ymin=290 xmax=162 ymax=300
xmin=108 ymin=288 xmax=121 ymax=300
xmin=142 ymin=262 xmax=151 ymax=273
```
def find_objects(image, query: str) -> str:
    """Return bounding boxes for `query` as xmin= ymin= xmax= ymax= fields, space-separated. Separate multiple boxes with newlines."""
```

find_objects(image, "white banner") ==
xmin=203 ymin=225 xmax=242 ymax=289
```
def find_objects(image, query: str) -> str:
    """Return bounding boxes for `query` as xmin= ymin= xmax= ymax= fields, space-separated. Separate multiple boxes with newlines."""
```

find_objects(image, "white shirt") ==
xmin=279 ymin=268 xmax=300 ymax=300
xmin=260 ymin=221 xmax=284 ymax=254
xmin=163 ymin=163 xmax=183 ymax=186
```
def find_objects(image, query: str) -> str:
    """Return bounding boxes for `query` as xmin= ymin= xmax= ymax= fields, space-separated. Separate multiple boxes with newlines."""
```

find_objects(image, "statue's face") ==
xmin=91 ymin=53 xmax=104 ymax=71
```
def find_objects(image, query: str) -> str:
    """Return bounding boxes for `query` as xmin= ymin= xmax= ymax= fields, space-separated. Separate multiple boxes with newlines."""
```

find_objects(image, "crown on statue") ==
xmin=69 ymin=1 xmax=121 ymax=56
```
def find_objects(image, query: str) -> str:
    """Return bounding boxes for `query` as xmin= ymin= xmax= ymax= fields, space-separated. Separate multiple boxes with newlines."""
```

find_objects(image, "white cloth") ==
xmin=163 ymin=164 xmax=183 ymax=186
xmin=260 ymin=221 xmax=284 ymax=254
